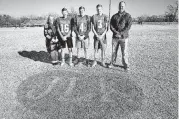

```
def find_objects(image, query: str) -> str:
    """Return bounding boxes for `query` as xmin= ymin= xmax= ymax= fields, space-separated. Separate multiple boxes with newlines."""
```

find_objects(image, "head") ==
xmin=96 ymin=4 xmax=103 ymax=15
xmin=79 ymin=6 xmax=85 ymax=16
xmin=62 ymin=8 xmax=68 ymax=18
xmin=119 ymin=1 xmax=126 ymax=13
xmin=47 ymin=15 xmax=54 ymax=24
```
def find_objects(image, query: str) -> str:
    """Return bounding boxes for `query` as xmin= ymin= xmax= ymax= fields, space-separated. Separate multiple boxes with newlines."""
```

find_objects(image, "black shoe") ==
xmin=52 ymin=61 xmax=59 ymax=65
xmin=86 ymin=60 xmax=90 ymax=67
xmin=124 ymin=66 xmax=129 ymax=71
xmin=74 ymin=59 xmax=79 ymax=65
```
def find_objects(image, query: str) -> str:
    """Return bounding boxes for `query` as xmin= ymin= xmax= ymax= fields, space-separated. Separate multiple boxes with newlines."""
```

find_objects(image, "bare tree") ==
xmin=165 ymin=1 xmax=178 ymax=22
xmin=69 ymin=7 xmax=77 ymax=18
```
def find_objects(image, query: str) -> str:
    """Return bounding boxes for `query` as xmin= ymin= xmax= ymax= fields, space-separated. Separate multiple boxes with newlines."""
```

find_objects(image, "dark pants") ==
xmin=46 ymin=38 xmax=59 ymax=62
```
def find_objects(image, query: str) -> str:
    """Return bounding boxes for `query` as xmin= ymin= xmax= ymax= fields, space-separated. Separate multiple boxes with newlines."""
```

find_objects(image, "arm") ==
xmin=92 ymin=25 xmax=99 ymax=37
xmin=91 ymin=15 xmax=99 ymax=37
xmin=44 ymin=24 xmax=48 ymax=37
xmin=44 ymin=24 xmax=52 ymax=39
xmin=65 ymin=29 xmax=72 ymax=38
xmin=100 ymin=16 xmax=108 ymax=37
xmin=84 ymin=16 xmax=91 ymax=39
xmin=110 ymin=15 xmax=120 ymax=35
xmin=57 ymin=24 xmax=66 ymax=41
xmin=100 ymin=23 xmax=108 ymax=38
xmin=73 ymin=16 xmax=80 ymax=37
xmin=119 ymin=14 xmax=132 ymax=35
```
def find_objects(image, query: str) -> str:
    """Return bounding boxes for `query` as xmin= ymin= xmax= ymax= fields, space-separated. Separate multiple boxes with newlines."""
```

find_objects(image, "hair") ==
xmin=96 ymin=4 xmax=103 ymax=8
xmin=47 ymin=15 xmax=54 ymax=24
xmin=79 ymin=6 xmax=85 ymax=11
xmin=119 ymin=1 xmax=126 ymax=6
xmin=62 ymin=8 xmax=68 ymax=12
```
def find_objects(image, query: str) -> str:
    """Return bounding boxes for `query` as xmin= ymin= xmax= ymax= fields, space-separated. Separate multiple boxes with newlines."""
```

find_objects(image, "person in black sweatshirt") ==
xmin=109 ymin=1 xmax=132 ymax=71
xmin=44 ymin=15 xmax=59 ymax=65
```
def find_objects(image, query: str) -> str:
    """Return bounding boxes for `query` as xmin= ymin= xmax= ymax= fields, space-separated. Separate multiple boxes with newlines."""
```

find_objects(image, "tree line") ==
xmin=135 ymin=1 xmax=178 ymax=23
xmin=0 ymin=1 xmax=178 ymax=27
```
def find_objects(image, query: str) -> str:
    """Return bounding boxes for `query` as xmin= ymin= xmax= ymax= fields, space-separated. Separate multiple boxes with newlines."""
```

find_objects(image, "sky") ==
xmin=0 ymin=0 xmax=177 ymax=18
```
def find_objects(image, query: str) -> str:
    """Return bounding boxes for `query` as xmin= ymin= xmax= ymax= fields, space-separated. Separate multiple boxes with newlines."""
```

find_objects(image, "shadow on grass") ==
xmin=18 ymin=51 xmax=112 ymax=68
xmin=18 ymin=51 xmax=51 ymax=64
xmin=18 ymin=51 xmax=79 ymax=64
xmin=16 ymin=70 xmax=145 ymax=119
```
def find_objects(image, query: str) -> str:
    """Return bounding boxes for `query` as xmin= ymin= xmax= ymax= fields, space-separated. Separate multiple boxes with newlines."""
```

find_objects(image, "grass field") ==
xmin=0 ymin=24 xmax=178 ymax=119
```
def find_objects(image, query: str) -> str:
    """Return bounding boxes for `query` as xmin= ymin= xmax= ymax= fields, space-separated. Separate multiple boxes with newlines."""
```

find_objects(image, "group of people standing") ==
xmin=44 ymin=1 xmax=132 ymax=70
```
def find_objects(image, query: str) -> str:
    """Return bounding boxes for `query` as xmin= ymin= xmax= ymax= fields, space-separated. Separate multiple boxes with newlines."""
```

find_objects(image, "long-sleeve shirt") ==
xmin=44 ymin=23 xmax=56 ymax=39
xmin=74 ymin=15 xmax=91 ymax=39
xmin=110 ymin=11 xmax=132 ymax=39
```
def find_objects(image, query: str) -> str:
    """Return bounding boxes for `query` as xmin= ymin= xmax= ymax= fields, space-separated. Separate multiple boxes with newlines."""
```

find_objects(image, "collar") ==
xmin=118 ymin=11 xmax=126 ymax=16
xmin=79 ymin=15 xmax=85 ymax=17
xmin=97 ymin=13 xmax=103 ymax=16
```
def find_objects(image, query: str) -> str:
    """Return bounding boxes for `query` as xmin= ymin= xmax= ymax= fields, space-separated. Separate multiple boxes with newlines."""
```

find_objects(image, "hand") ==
xmin=115 ymin=34 xmax=122 ymax=38
xmin=78 ymin=35 xmax=85 ymax=41
xmin=52 ymin=38 xmax=58 ymax=43
xmin=98 ymin=35 xmax=104 ymax=41
xmin=47 ymin=29 xmax=52 ymax=34
xmin=46 ymin=35 xmax=51 ymax=39
xmin=62 ymin=36 xmax=67 ymax=41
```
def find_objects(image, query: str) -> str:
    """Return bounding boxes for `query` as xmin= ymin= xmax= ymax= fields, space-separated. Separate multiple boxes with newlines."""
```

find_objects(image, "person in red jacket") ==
xmin=109 ymin=1 xmax=132 ymax=70
xmin=44 ymin=15 xmax=59 ymax=65
xmin=73 ymin=6 xmax=91 ymax=67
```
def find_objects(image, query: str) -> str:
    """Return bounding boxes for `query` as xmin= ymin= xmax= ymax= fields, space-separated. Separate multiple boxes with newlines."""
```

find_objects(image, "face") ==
xmin=97 ymin=6 xmax=103 ymax=15
xmin=79 ymin=8 xmax=85 ymax=16
xmin=49 ymin=16 xmax=54 ymax=24
xmin=119 ymin=2 xmax=126 ymax=13
xmin=62 ymin=10 xmax=68 ymax=17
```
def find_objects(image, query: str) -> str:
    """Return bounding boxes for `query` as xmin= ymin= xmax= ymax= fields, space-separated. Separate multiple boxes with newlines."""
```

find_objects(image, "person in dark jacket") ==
xmin=44 ymin=15 xmax=59 ymax=65
xmin=108 ymin=1 xmax=132 ymax=70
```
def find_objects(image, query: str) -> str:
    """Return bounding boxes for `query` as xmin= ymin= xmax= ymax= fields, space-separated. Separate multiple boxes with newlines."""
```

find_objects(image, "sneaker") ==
xmin=51 ymin=61 xmax=59 ymax=65
xmin=91 ymin=61 xmax=97 ymax=67
xmin=74 ymin=58 xmax=79 ymax=65
xmin=69 ymin=62 xmax=74 ymax=67
xmin=108 ymin=63 xmax=114 ymax=68
xmin=101 ymin=62 xmax=106 ymax=67
xmin=86 ymin=60 xmax=90 ymax=67
xmin=60 ymin=61 xmax=65 ymax=66
xmin=124 ymin=65 xmax=129 ymax=71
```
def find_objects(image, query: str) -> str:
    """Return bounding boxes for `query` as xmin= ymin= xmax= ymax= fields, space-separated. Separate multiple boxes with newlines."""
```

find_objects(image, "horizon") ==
xmin=0 ymin=0 xmax=177 ymax=18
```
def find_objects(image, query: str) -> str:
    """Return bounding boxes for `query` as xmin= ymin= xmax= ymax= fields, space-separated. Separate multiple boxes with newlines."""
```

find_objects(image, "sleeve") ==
xmin=104 ymin=15 xmax=109 ymax=23
xmin=104 ymin=15 xmax=109 ymax=31
xmin=120 ymin=14 xmax=132 ymax=35
xmin=73 ymin=16 xmax=79 ymax=36
xmin=44 ymin=24 xmax=48 ymax=37
xmin=84 ymin=15 xmax=91 ymax=39
xmin=70 ymin=16 xmax=75 ymax=32
xmin=110 ymin=15 xmax=119 ymax=35
xmin=55 ymin=18 xmax=59 ymax=29
xmin=91 ymin=15 xmax=94 ymax=25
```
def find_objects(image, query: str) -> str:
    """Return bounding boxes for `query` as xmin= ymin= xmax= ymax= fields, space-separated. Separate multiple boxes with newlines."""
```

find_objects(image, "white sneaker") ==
xmin=108 ymin=63 xmax=114 ymax=68
xmin=51 ymin=61 xmax=59 ymax=65
xmin=60 ymin=61 xmax=65 ymax=66
xmin=101 ymin=62 xmax=106 ymax=67
xmin=91 ymin=61 xmax=97 ymax=67
xmin=69 ymin=62 xmax=74 ymax=67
